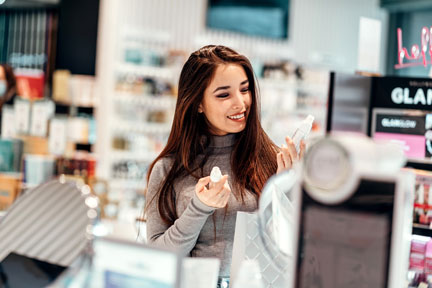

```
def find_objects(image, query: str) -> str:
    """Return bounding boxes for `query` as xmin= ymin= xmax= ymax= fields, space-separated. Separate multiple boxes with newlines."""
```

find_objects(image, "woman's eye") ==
xmin=216 ymin=93 xmax=229 ymax=98
xmin=241 ymin=87 xmax=250 ymax=93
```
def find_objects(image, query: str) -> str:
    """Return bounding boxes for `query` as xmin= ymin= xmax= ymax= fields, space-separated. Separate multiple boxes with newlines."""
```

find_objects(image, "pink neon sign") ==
xmin=395 ymin=27 xmax=432 ymax=69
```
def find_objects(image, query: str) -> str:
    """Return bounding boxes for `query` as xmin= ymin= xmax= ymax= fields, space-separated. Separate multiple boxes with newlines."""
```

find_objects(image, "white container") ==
xmin=291 ymin=114 xmax=314 ymax=153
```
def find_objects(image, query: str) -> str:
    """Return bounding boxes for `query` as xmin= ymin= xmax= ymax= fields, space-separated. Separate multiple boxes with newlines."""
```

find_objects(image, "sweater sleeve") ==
xmin=145 ymin=159 xmax=216 ymax=255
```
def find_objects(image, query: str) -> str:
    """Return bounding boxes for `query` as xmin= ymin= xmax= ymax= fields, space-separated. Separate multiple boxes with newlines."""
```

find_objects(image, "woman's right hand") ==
xmin=195 ymin=175 xmax=231 ymax=208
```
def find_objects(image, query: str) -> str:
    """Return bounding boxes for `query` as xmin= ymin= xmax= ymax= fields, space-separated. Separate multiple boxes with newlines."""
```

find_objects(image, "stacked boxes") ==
xmin=0 ymin=139 xmax=23 ymax=172
xmin=0 ymin=173 xmax=22 ymax=210
xmin=410 ymin=236 xmax=429 ymax=271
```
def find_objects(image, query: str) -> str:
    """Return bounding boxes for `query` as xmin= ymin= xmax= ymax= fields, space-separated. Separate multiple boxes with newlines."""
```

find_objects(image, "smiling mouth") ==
xmin=227 ymin=112 xmax=246 ymax=120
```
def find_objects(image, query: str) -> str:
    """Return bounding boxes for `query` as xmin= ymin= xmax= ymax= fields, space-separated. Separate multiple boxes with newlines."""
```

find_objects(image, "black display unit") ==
xmin=326 ymin=73 xmax=432 ymax=237
xmin=295 ymin=180 xmax=395 ymax=287
xmin=0 ymin=252 xmax=66 ymax=287
xmin=326 ymin=72 xmax=372 ymax=135
xmin=327 ymin=73 xmax=432 ymax=169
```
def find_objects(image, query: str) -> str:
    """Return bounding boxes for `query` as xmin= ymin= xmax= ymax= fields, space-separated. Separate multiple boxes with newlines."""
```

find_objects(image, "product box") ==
xmin=30 ymin=99 xmax=55 ymax=137
xmin=425 ymin=239 xmax=432 ymax=274
xmin=0 ymin=139 xmax=23 ymax=172
xmin=410 ymin=252 xmax=426 ymax=271
xmin=15 ymin=68 xmax=45 ymax=99
xmin=412 ymin=237 xmax=430 ymax=254
xmin=23 ymin=155 xmax=56 ymax=187
xmin=0 ymin=173 xmax=22 ymax=211
xmin=0 ymin=140 xmax=13 ymax=171
xmin=14 ymin=98 xmax=31 ymax=135
xmin=17 ymin=135 xmax=49 ymax=155
xmin=49 ymin=117 xmax=68 ymax=156
xmin=1 ymin=105 xmax=15 ymax=138
xmin=52 ymin=70 xmax=71 ymax=103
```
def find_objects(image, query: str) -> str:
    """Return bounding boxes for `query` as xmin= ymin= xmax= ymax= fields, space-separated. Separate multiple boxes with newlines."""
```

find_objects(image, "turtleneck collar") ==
xmin=208 ymin=133 xmax=238 ymax=148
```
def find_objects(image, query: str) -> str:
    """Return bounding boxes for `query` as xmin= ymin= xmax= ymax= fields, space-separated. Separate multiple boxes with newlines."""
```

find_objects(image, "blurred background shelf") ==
xmin=111 ymin=151 xmax=158 ymax=162
xmin=109 ymin=179 xmax=147 ymax=191
xmin=116 ymin=62 xmax=175 ymax=79
xmin=412 ymin=223 xmax=432 ymax=237
xmin=113 ymin=121 xmax=172 ymax=134
xmin=114 ymin=92 xmax=177 ymax=107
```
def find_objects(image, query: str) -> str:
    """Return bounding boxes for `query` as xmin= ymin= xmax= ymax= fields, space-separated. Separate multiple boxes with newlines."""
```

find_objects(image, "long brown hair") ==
xmin=0 ymin=64 xmax=17 ymax=102
xmin=146 ymin=45 xmax=278 ymax=225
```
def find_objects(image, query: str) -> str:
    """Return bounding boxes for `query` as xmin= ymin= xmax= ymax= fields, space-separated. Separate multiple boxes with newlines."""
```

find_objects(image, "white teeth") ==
xmin=228 ymin=113 xmax=245 ymax=120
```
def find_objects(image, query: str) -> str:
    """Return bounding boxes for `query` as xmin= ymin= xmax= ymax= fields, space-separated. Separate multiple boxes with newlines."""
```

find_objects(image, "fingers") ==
xmin=299 ymin=140 xmax=306 ymax=159
xmin=285 ymin=136 xmax=299 ymax=161
xmin=212 ymin=175 xmax=229 ymax=196
xmin=215 ymin=184 xmax=231 ymax=206
xmin=196 ymin=176 xmax=210 ymax=193
xmin=277 ymin=152 xmax=284 ymax=173
xmin=277 ymin=137 xmax=307 ymax=174
xmin=212 ymin=176 xmax=230 ymax=206
xmin=196 ymin=174 xmax=231 ymax=208
xmin=280 ymin=144 xmax=293 ymax=169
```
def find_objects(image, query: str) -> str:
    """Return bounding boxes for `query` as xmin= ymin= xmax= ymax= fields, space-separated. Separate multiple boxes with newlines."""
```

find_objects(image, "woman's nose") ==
xmin=232 ymin=91 xmax=245 ymax=109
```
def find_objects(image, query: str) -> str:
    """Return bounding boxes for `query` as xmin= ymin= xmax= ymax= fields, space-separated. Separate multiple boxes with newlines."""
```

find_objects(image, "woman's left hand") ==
xmin=276 ymin=136 xmax=305 ymax=174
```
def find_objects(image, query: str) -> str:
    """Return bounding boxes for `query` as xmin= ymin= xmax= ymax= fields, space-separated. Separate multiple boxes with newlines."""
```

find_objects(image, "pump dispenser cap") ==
xmin=305 ymin=115 xmax=314 ymax=125
xmin=210 ymin=166 xmax=222 ymax=183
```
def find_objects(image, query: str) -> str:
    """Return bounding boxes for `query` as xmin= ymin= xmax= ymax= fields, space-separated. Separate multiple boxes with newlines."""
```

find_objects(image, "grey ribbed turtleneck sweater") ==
xmin=146 ymin=133 xmax=258 ymax=277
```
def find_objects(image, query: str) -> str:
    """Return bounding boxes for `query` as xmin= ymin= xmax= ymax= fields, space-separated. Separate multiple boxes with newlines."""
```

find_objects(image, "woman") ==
xmin=0 ymin=64 xmax=17 ymax=106
xmin=0 ymin=64 xmax=17 ymax=134
xmin=145 ymin=45 xmax=304 ymax=278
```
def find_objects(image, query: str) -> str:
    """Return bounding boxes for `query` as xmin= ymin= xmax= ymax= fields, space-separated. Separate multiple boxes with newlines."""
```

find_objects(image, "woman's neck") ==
xmin=208 ymin=133 xmax=238 ymax=148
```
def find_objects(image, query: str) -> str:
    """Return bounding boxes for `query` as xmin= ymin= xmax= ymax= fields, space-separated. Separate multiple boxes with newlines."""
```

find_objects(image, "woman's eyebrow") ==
xmin=212 ymin=80 xmax=249 ymax=93
xmin=213 ymin=86 xmax=230 ymax=93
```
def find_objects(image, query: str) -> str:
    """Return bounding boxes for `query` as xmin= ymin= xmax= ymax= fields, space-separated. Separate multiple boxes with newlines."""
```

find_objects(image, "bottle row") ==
xmin=409 ymin=235 xmax=432 ymax=286
xmin=0 ymin=153 xmax=97 ymax=211
xmin=115 ymin=72 xmax=176 ymax=95
xmin=1 ymin=98 xmax=96 ymax=155
xmin=112 ymin=133 xmax=167 ymax=155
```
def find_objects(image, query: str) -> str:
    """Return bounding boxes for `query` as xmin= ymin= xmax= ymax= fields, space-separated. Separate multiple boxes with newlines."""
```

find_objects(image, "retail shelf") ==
xmin=259 ymin=78 xmax=328 ymax=96
xmin=114 ymin=92 xmax=177 ymax=107
xmin=76 ymin=143 xmax=93 ymax=152
xmin=262 ymin=107 xmax=326 ymax=120
xmin=111 ymin=151 xmax=158 ymax=162
xmin=412 ymin=223 xmax=432 ymax=237
xmin=114 ymin=121 xmax=172 ymax=134
xmin=406 ymin=160 xmax=432 ymax=172
xmin=54 ymin=100 xmax=97 ymax=108
xmin=109 ymin=179 xmax=146 ymax=191
xmin=121 ymin=27 xmax=171 ymax=43
xmin=116 ymin=62 xmax=175 ymax=79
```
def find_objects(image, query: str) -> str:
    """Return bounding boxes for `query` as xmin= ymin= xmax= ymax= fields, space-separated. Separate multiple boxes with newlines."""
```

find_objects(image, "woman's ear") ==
xmin=198 ymin=104 xmax=203 ymax=113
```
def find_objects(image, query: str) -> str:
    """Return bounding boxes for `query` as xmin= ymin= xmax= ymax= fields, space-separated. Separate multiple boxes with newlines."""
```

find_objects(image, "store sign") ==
xmin=395 ymin=27 xmax=432 ymax=69
xmin=372 ymin=77 xmax=432 ymax=109
xmin=391 ymin=87 xmax=432 ymax=105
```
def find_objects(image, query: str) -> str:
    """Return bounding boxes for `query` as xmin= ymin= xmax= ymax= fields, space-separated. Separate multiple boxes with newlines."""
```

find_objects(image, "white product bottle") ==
xmin=292 ymin=114 xmax=314 ymax=154
xmin=210 ymin=166 xmax=222 ymax=184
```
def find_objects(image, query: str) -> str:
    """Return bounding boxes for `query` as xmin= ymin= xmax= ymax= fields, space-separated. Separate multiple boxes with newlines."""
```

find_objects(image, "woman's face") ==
xmin=0 ymin=66 xmax=5 ymax=80
xmin=199 ymin=64 xmax=252 ymax=136
xmin=0 ymin=66 xmax=7 ymax=97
